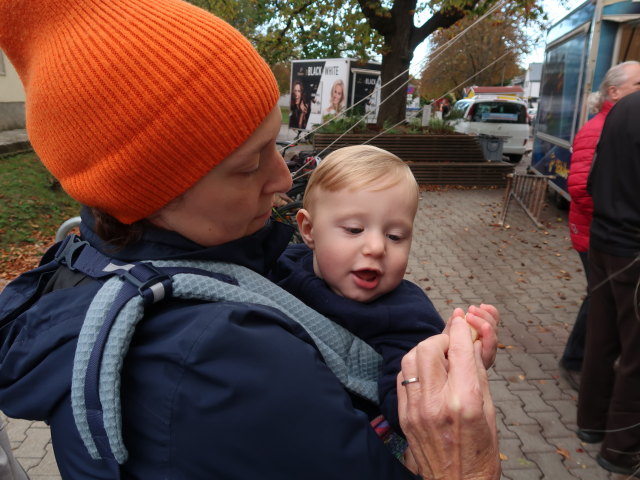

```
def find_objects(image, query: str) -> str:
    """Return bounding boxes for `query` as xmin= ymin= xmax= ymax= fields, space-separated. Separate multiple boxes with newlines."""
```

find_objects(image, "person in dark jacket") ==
xmin=577 ymin=90 xmax=640 ymax=477
xmin=560 ymin=61 xmax=640 ymax=389
xmin=272 ymin=145 xmax=498 ymax=438
xmin=0 ymin=0 xmax=501 ymax=478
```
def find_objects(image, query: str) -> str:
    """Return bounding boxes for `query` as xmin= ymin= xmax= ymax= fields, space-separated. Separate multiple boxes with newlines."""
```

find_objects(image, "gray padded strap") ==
xmin=156 ymin=260 xmax=383 ymax=401
xmin=72 ymin=260 xmax=382 ymax=463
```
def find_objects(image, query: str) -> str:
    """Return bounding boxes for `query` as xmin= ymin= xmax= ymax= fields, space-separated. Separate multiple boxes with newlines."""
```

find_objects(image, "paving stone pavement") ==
xmin=404 ymin=186 xmax=624 ymax=480
xmin=1 ymin=131 xmax=629 ymax=478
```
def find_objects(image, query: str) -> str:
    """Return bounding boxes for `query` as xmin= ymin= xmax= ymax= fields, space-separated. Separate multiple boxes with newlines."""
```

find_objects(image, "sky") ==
xmin=409 ymin=0 xmax=586 ymax=77
xmin=522 ymin=0 xmax=586 ymax=66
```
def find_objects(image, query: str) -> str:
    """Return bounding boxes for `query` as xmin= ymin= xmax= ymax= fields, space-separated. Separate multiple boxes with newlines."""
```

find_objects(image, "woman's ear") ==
xmin=608 ymin=85 xmax=621 ymax=102
xmin=296 ymin=208 xmax=315 ymax=248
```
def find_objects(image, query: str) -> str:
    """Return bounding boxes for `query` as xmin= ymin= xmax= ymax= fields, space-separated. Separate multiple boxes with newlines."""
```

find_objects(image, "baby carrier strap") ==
xmin=52 ymin=235 xmax=382 ymax=467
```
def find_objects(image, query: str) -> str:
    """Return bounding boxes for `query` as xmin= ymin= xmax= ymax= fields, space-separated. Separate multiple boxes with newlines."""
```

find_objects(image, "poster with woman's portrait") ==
xmin=289 ymin=61 xmax=324 ymax=130
xmin=352 ymin=71 xmax=381 ymax=123
xmin=290 ymin=59 xmax=350 ymax=130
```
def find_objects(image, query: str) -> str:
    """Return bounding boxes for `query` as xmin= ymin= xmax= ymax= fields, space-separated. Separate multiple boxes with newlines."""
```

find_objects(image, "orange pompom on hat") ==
xmin=0 ymin=0 xmax=279 ymax=224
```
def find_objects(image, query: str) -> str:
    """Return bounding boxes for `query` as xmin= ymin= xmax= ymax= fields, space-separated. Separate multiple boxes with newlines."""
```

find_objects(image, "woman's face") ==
xmin=149 ymin=106 xmax=292 ymax=246
xmin=293 ymin=84 xmax=302 ymax=101
xmin=608 ymin=63 xmax=640 ymax=102
xmin=331 ymin=84 xmax=344 ymax=106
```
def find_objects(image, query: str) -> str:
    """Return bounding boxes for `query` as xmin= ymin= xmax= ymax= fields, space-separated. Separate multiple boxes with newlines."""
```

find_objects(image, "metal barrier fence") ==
xmin=498 ymin=173 xmax=555 ymax=228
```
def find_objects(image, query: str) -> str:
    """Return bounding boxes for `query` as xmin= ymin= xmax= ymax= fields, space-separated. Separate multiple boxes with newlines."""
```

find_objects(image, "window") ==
xmin=536 ymin=32 xmax=588 ymax=141
xmin=0 ymin=50 xmax=5 ymax=76
xmin=468 ymin=102 xmax=527 ymax=124
xmin=448 ymin=100 xmax=471 ymax=120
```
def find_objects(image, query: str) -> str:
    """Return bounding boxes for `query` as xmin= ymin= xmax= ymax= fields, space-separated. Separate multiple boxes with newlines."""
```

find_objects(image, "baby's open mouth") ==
xmin=353 ymin=269 xmax=380 ymax=289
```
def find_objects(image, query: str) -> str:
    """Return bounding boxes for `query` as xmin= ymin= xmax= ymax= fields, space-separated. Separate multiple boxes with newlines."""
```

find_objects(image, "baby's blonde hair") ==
xmin=303 ymin=145 xmax=419 ymax=211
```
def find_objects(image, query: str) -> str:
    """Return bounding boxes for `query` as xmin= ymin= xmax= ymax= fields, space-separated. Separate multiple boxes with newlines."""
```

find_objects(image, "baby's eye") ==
xmin=387 ymin=231 xmax=408 ymax=242
xmin=343 ymin=226 xmax=363 ymax=235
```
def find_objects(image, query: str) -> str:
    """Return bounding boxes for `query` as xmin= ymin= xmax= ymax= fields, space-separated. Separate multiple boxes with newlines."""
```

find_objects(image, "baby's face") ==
xmin=306 ymin=182 xmax=417 ymax=303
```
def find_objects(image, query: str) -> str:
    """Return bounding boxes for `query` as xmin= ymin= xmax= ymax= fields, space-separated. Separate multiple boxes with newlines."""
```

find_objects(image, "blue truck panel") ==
xmin=531 ymin=0 xmax=640 ymax=200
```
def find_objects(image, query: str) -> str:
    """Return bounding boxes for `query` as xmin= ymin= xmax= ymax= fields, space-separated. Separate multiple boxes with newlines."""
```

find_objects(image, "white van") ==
xmin=449 ymin=96 xmax=529 ymax=163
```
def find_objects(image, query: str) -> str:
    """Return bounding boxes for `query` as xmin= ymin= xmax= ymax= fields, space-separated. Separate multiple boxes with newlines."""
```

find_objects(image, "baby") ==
xmin=271 ymin=145 xmax=497 ymax=438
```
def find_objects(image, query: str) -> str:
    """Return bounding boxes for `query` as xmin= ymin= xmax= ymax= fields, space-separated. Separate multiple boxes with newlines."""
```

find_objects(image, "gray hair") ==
xmin=588 ymin=61 xmax=640 ymax=114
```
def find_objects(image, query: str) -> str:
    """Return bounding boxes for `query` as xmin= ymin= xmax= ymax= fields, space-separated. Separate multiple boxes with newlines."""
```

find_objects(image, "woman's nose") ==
xmin=265 ymin=150 xmax=293 ymax=194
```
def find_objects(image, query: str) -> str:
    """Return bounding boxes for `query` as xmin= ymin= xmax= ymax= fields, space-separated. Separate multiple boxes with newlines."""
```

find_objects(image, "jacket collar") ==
xmin=79 ymin=207 xmax=293 ymax=275
xmin=601 ymin=100 xmax=614 ymax=116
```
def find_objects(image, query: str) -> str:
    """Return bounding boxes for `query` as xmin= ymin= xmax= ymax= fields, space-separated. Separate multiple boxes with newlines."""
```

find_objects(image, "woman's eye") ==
xmin=241 ymin=164 xmax=260 ymax=175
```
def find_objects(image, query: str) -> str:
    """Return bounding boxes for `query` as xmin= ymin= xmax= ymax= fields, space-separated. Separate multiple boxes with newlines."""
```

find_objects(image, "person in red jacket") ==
xmin=560 ymin=60 xmax=640 ymax=390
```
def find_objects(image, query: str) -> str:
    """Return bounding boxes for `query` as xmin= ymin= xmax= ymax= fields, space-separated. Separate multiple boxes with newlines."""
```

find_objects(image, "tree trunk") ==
xmin=378 ymin=46 xmax=412 ymax=128
xmin=377 ymin=1 xmax=415 ymax=128
xmin=367 ymin=0 xmax=479 ymax=127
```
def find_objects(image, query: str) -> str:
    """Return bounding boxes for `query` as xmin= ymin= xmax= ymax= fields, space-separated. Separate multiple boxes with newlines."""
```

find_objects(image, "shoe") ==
xmin=597 ymin=453 xmax=640 ymax=477
xmin=559 ymin=364 xmax=581 ymax=391
xmin=576 ymin=429 xmax=605 ymax=443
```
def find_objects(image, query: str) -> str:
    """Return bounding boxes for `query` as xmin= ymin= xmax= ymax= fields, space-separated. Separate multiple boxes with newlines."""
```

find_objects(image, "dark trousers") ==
xmin=561 ymin=251 xmax=589 ymax=371
xmin=577 ymin=248 xmax=640 ymax=465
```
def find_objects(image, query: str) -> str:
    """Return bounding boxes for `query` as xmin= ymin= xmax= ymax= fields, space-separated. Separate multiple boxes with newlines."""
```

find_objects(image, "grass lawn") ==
xmin=0 ymin=152 xmax=80 ymax=279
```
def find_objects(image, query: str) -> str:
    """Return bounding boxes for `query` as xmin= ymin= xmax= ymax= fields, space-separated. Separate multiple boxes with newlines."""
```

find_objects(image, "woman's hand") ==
xmin=398 ymin=317 xmax=501 ymax=480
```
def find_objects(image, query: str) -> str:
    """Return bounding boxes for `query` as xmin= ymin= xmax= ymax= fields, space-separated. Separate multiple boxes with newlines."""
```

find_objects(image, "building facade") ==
xmin=0 ymin=50 xmax=26 ymax=131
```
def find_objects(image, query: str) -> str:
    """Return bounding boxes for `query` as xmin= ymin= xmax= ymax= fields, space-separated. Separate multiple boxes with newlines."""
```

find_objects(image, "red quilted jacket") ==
xmin=568 ymin=101 xmax=614 ymax=252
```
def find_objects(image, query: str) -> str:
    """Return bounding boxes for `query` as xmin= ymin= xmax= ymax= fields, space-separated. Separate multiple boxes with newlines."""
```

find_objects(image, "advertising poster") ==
xmin=289 ymin=59 xmax=350 ymax=130
xmin=351 ymin=70 xmax=381 ymax=123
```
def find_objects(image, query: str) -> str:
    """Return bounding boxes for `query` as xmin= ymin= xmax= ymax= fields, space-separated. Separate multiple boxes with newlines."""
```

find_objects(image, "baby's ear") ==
xmin=296 ymin=208 xmax=315 ymax=248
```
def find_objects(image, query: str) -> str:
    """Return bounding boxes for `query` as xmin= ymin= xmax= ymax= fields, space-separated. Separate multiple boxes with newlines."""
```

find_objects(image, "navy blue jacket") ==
xmin=271 ymin=244 xmax=445 ymax=434
xmin=0 ymin=210 xmax=418 ymax=479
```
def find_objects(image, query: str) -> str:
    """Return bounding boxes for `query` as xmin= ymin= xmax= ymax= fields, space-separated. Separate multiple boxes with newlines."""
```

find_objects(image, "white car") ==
xmin=449 ymin=97 xmax=529 ymax=163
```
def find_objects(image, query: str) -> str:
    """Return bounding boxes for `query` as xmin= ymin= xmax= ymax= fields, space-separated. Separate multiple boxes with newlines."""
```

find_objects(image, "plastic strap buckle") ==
xmin=53 ymin=235 xmax=90 ymax=272
xmin=119 ymin=263 xmax=173 ymax=304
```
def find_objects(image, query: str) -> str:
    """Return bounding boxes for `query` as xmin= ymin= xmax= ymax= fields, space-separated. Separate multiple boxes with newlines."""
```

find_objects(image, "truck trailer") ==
xmin=530 ymin=0 xmax=640 ymax=205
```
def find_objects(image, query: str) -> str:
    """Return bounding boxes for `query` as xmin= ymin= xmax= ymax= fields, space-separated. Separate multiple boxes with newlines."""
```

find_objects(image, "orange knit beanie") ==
xmin=0 ymin=0 xmax=279 ymax=224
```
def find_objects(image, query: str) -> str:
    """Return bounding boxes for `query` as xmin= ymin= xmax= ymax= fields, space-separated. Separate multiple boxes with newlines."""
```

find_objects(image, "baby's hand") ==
xmin=444 ymin=305 xmax=499 ymax=369
xmin=465 ymin=304 xmax=499 ymax=369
